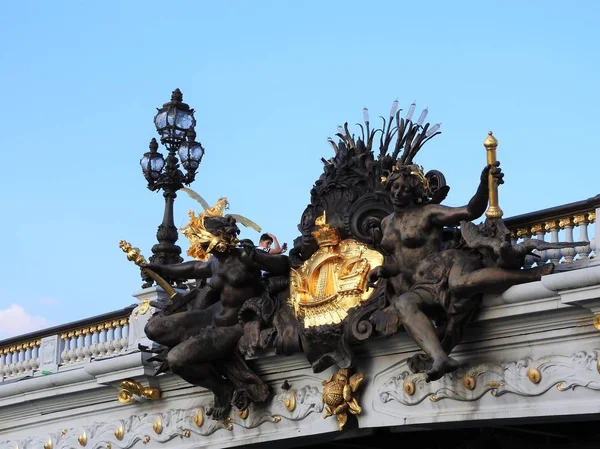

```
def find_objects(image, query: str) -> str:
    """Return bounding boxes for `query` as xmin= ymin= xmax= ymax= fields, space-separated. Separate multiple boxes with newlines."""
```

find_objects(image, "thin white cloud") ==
xmin=0 ymin=305 xmax=51 ymax=340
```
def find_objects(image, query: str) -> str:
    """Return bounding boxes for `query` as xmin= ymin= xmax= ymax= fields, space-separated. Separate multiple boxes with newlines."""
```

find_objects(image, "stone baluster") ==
xmin=10 ymin=347 xmax=19 ymax=376
xmin=90 ymin=326 xmax=100 ymax=359
xmin=531 ymin=224 xmax=547 ymax=266
xmin=574 ymin=214 xmax=591 ymax=259
xmin=113 ymin=321 xmax=123 ymax=354
xmin=31 ymin=343 xmax=40 ymax=371
xmin=106 ymin=324 xmax=115 ymax=356
xmin=68 ymin=332 xmax=77 ymax=364
xmin=82 ymin=329 xmax=92 ymax=362
xmin=516 ymin=228 xmax=534 ymax=268
xmin=60 ymin=334 xmax=69 ymax=365
xmin=544 ymin=220 xmax=561 ymax=264
xmin=74 ymin=330 xmax=83 ymax=363
xmin=98 ymin=325 xmax=107 ymax=357
xmin=120 ymin=318 xmax=129 ymax=351
xmin=16 ymin=346 xmax=25 ymax=375
xmin=559 ymin=217 xmax=576 ymax=263
xmin=0 ymin=352 xmax=5 ymax=380
xmin=3 ymin=351 xmax=12 ymax=378
xmin=23 ymin=345 xmax=32 ymax=372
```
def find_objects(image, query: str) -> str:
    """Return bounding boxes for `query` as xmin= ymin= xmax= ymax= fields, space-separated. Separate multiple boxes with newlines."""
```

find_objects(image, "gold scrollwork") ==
xmin=142 ymin=436 xmax=150 ymax=444
xmin=284 ymin=392 xmax=297 ymax=411
xmin=117 ymin=379 xmax=161 ymax=404
xmin=272 ymin=416 xmax=281 ymax=423
xmin=544 ymin=220 xmax=559 ymax=231
xmin=77 ymin=431 xmax=87 ymax=447
xmin=463 ymin=375 xmax=476 ymax=390
xmin=153 ymin=415 xmax=163 ymax=434
xmin=114 ymin=422 xmax=125 ymax=440
xmin=593 ymin=315 xmax=600 ymax=331
xmin=516 ymin=227 xmax=530 ymax=238
xmin=192 ymin=408 xmax=204 ymax=427
xmin=527 ymin=367 xmax=541 ymax=384
xmin=573 ymin=214 xmax=589 ymax=226
xmin=43 ymin=438 xmax=52 ymax=449
xmin=589 ymin=212 xmax=596 ymax=223
xmin=403 ymin=381 xmax=415 ymax=396
xmin=238 ymin=408 xmax=249 ymax=420
xmin=183 ymin=429 xmax=191 ymax=438
xmin=106 ymin=444 xmax=112 ymax=449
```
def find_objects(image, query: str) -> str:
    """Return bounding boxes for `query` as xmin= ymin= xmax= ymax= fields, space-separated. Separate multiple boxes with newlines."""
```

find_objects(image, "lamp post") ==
xmin=140 ymin=88 xmax=205 ymax=287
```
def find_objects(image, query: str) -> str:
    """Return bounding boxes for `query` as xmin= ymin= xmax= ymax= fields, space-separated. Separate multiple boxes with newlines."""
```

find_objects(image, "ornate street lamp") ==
xmin=140 ymin=88 xmax=205 ymax=287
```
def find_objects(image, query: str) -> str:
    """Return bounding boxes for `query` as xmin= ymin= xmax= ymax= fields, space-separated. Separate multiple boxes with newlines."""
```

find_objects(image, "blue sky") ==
xmin=0 ymin=1 xmax=598 ymax=338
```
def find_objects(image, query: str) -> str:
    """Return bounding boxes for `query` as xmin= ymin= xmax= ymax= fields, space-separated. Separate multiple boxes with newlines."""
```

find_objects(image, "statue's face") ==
xmin=389 ymin=175 xmax=415 ymax=208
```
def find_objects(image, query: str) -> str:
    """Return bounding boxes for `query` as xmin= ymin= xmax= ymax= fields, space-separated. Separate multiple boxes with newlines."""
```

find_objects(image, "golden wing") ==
xmin=229 ymin=214 xmax=262 ymax=233
xmin=180 ymin=187 xmax=211 ymax=210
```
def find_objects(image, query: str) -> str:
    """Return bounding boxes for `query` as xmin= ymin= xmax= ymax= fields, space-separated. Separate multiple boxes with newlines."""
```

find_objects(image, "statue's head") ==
xmin=384 ymin=164 xmax=430 ymax=208
xmin=182 ymin=212 xmax=240 ymax=261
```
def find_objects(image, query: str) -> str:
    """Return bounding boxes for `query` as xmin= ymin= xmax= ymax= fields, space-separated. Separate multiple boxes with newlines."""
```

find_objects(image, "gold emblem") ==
xmin=289 ymin=212 xmax=384 ymax=328
xmin=322 ymin=368 xmax=363 ymax=431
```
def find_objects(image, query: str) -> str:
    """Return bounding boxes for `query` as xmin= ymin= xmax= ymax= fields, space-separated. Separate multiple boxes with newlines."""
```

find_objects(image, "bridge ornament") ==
xmin=117 ymin=100 xmax=584 ymax=429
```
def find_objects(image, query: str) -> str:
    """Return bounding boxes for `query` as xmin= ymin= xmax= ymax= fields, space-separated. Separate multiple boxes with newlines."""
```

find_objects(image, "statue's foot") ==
xmin=407 ymin=353 xmax=433 ymax=374
xmin=206 ymin=386 xmax=234 ymax=421
xmin=371 ymin=306 xmax=401 ymax=337
xmin=425 ymin=356 xmax=460 ymax=382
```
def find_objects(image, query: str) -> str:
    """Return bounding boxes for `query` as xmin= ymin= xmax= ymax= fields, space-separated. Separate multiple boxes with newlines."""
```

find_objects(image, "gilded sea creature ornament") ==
xmin=322 ymin=368 xmax=364 ymax=430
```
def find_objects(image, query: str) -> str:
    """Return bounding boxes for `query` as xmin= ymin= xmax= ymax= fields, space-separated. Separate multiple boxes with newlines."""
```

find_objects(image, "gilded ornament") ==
xmin=119 ymin=241 xmax=177 ymax=298
xmin=516 ymin=227 xmax=530 ymax=238
xmin=43 ymin=438 xmax=52 ymax=449
xmin=573 ymin=214 xmax=589 ymax=226
xmin=61 ymin=429 xmax=67 ymax=436
xmin=589 ymin=212 xmax=596 ymax=223
xmin=192 ymin=408 xmax=204 ymax=427
xmin=106 ymin=444 xmax=112 ymax=449
xmin=488 ymin=381 xmax=504 ymax=387
xmin=114 ymin=422 xmax=124 ymax=440
xmin=272 ymin=416 xmax=281 ymax=423
xmin=143 ymin=436 xmax=150 ymax=444
xmin=403 ymin=381 xmax=415 ymax=396
xmin=238 ymin=408 xmax=249 ymax=420
xmin=593 ymin=315 xmax=600 ymax=331
xmin=284 ymin=392 xmax=297 ymax=411
xmin=77 ymin=431 xmax=87 ymax=447
xmin=153 ymin=415 xmax=163 ymax=434
xmin=322 ymin=368 xmax=364 ymax=431
xmin=183 ymin=429 xmax=191 ymax=438
xmin=289 ymin=212 xmax=384 ymax=328
xmin=135 ymin=300 xmax=151 ymax=318
xmin=118 ymin=379 xmax=161 ymax=404
xmin=556 ymin=382 xmax=569 ymax=391
xmin=530 ymin=224 xmax=543 ymax=234
xmin=559 ymin=217 xmax=574 ymax=229
xmin=544 ymin=220 xmax=559 ymax=231
xmin=463 ymin=375 xmax=476 ymax=390
xmin=527 ymin=367 xmax=541 ymax=384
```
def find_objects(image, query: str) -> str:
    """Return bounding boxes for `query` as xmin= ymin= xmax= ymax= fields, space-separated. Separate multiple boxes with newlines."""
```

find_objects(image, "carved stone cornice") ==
xmin=374 ymin=350 xmax=600 ymax=409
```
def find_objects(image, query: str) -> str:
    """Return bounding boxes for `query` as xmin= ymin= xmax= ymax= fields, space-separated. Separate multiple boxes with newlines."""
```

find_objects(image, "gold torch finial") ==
xmin=483 ymin=131 xmax=503 ymax=219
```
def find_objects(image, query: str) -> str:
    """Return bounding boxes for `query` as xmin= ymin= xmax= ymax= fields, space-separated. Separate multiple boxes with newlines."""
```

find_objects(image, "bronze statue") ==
xmin=142 ymin=210 xmax=291 ymax=420
xmin=369 ymin=162 xmax=555 ymax=380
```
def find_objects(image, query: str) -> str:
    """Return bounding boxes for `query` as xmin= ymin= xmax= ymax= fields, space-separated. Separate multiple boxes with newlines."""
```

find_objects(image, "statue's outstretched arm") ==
xmin=145 ymin=260 xmax=212 ymax=280
xmin=252 ymin=251 xmax=290 ymax=275
xmin=429 ymin=163 xmax=504 ymax=227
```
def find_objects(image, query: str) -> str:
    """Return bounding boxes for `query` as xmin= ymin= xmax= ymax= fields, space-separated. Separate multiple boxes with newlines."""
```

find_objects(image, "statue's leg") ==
xmin=449 ymin=263 xmax=554 ymax=299
xmin=393 ymin=291 xmax=459 ymax=382
xmin=166 ymin=324 xmax=244 ymax=421
xmin=145 ymin=304 xmax=222 ymax=347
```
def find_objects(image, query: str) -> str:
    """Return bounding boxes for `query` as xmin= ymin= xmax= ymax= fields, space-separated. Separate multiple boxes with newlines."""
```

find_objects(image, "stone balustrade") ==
xmin=0 ymin=306 xmax=135 ymax=383
xmin=504 ymin=194 xmax=599 ymax=267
